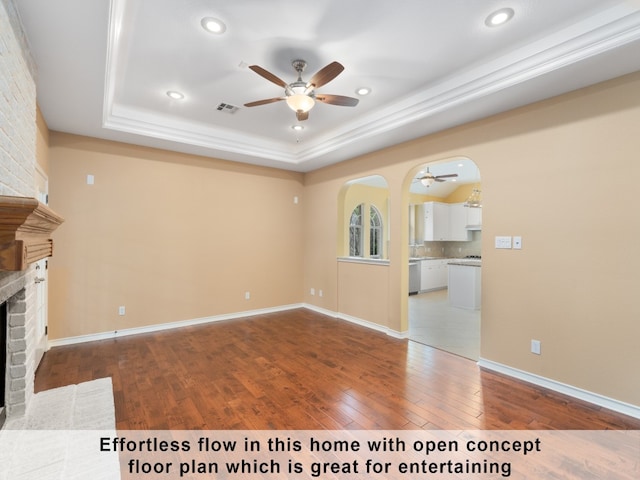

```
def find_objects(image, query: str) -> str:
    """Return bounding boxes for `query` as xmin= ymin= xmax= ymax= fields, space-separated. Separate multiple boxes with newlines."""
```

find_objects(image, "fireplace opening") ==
xmin=1 ymin=300 xmax=6 ymax=428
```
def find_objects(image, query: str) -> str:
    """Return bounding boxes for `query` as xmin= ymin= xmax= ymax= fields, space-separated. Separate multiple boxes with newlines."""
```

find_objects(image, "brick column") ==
xmin=6 ymin=288 xmax=29 ymax=416
xmin=1 ymin=0 xmax=39 ymax=419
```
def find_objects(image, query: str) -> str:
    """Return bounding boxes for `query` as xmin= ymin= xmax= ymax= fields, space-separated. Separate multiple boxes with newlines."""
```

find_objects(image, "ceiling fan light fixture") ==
xmin=420 ymin=176 xmax=435 ymax=187
xmin=286 ymin=94 xmax=315 ymax=113
xmin=201 ymin=17 xmax=226 ymax=34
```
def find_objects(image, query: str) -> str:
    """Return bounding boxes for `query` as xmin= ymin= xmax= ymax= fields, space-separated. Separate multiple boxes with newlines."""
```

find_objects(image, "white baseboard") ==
xmin=302 ymin=304 xmax=408 ymax=339
xmin=47 ymin=304 xmax=304 ymax=348
xmin=50 ymin=303 xmax=408 ymax=349
xmin=478 ymin=358 xmax=640 ymax=420
xmin=301 ymin=303 xmax=337 ymax=319
xmin=47 ymin=305 xmax=638 ymax=419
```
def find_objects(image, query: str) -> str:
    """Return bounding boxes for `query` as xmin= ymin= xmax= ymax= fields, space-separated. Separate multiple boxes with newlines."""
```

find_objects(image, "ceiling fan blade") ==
xmin=308 ymin=61 xmax=344 ymax=88
xmin=315 ymin=94 xmax=359 ymax=107
xmin=435 ymin=173 xmax=458 ymax=179
xmin=296 ymin=110 xmax=309 ymax=121
xmin=244 ymin=97 xmax=285 ymax=107
xmin=435 ymin=178 xmax=446 ymax=182
xmin=248 ymin=65 xmax=288 ymax=88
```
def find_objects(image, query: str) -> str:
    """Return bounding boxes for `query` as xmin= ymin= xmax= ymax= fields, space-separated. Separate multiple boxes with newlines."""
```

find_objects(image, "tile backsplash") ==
xmin=411 ymin=231 xmax=482 ymax=258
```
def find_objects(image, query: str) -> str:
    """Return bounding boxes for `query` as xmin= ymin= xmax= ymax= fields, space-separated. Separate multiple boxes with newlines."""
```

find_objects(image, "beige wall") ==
xmin=337 ymin=261 xmax=389 ymax=328
xmin=48 ymin=133 xmax=304 ymax=339
xmin=43 ymin=72 xmax=640 ymax=408
xmin=303 ymin=72 xmax=640 ymax=407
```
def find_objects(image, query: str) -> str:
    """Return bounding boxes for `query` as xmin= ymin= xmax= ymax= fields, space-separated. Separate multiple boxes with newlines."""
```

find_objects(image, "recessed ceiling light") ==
xmin=356 ymin=87 xmax=371 ymax=96
xmin=485 ymin=8 xmax=514 ymax=27
xmin=201 ymin=17 xmax=226 ymax=34
xmin=291 ymin=124 xmax=304 ymax=132
xmin=166 ymin=90 xmax=184 ymax=100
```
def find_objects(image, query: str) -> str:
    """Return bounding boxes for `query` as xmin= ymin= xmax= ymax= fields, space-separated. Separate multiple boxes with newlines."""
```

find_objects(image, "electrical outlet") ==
xmin=319 ymin=290 xmax=323 ymax=297
xmin=310 ymin=288 xmax=315 ymax=296
xmin=531 ymin=339 xmax=541 ymax=355
xmin=87 ymin=174 xmax=95 ymax=185
xmin=118 ymin=306 xmax=125 ymax=316
xmin=245 ymin=291 xmax=250 ymax=300
xmin=513 ymin=236 xmax=522 ymax=249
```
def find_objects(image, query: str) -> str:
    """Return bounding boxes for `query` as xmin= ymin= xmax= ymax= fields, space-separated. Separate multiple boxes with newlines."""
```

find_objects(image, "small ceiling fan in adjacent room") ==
xmin=244 ymin=59 xmax=359 ymax=121
xmin=415 ymin=168 xmax=458 ymax=187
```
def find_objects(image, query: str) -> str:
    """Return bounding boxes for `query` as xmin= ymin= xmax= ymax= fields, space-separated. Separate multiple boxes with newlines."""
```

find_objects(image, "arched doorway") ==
xmin=405 ymin=158 xmax=482 ymax=360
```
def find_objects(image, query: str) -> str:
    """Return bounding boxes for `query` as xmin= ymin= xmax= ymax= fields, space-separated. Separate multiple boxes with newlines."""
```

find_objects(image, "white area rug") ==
xmin=0 ymin=378 xmax=120 ymax=479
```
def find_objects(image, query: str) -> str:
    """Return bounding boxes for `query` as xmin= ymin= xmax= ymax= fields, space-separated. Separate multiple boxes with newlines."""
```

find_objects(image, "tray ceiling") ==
xmin=16 ymin=0 xmax=640 ymax=172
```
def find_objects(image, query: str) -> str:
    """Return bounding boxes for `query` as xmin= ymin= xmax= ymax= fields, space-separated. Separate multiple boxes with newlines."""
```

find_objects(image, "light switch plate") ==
xmin=531 ymin=339 xmax=541 ymax=355
xmin=495 ymin=236 xmax=512 ymax=249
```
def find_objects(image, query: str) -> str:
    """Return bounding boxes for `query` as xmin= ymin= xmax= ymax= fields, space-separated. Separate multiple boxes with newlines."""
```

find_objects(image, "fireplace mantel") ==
xmin=0 ymin=195 xmax=64 ymax=271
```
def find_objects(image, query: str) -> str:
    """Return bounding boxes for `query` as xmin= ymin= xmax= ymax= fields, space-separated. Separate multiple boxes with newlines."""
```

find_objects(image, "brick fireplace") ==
xmin=0 ymin=272 xmax=34 ymax=425
xmin=0 ymin=200 xmax=64 ymax=431
xmin=1 ymin=0 xmax=47 ymax=427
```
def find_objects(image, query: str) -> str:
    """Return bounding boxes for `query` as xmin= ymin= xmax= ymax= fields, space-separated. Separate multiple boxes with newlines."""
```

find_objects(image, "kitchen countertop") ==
xmin=409 ymin=256 xmax=449 ymax=261
xmin=338 ymin=256 xmax=390 ymax=265
xmin=410 ymin=256 xmax=481 ymax=265
xmin=447 ymin=260 xmax=482 ymax=267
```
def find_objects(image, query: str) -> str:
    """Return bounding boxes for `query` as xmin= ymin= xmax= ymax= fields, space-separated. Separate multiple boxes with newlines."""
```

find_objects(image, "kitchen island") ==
xmin=448 ymin=260 xmax=481 ymax=309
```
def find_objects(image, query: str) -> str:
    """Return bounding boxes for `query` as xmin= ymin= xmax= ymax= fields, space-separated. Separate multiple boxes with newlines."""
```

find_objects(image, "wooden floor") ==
xmin=35 ymin=308 xmax=640 ymax=430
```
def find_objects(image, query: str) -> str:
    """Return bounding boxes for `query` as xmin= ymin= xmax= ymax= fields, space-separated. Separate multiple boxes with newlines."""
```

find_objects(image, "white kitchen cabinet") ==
xmin=435 ymin=260 xmax=448 ymax=287
xmin=448 ymin=263 xmax=481 ymax=309
xmin=423 ymin=202 xmax=449 ymax=241
xmin=420 ymin=259 xmax=448 ymax=292
xmin=466 ymin=206 xmax=482 ymax=229
xmin=449 ymin=203 xmax=470 ymax=241
xmin=423 ymin=202 xmax=469 ymax=241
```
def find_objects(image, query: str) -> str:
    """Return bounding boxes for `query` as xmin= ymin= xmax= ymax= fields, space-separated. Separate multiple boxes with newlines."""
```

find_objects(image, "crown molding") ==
xmin=103 ymin=1 xmax=640 ymax=170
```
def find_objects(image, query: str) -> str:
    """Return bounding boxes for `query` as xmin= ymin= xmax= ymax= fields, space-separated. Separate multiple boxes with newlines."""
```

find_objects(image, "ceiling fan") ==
xmin=416 ymin=168 xmax=458 ymax=187
xmin=244 ymin=59 xmax=359 ymax=121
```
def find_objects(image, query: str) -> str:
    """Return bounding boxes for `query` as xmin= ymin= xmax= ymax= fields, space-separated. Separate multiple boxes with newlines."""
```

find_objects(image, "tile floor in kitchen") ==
xmin=408 ymin=288 xmax=480 ymax=361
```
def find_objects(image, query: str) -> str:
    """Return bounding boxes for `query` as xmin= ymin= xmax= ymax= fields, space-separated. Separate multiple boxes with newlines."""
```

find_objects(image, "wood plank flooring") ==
xmin=35 ymin=308 xmax=640 ymax=430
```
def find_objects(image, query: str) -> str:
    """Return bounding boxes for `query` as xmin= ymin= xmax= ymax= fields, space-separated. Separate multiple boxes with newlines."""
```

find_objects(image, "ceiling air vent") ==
xmin=216 ymin=102 xmax=239 ymax=114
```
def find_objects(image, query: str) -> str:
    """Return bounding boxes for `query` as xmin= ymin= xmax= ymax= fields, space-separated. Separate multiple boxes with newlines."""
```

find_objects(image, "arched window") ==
xmin=370 ymin=205 xmax=383 ymax=258
xmin=349 ymin=204 xmax=384 ymax=258
xmin=349 ymin=204 xmax=363 ymax=257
